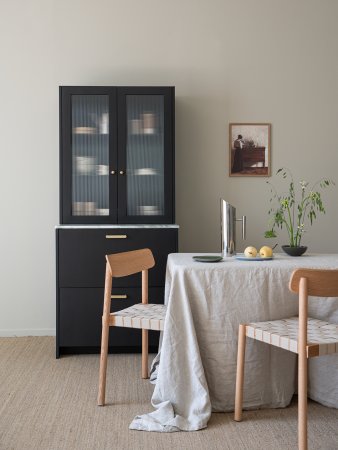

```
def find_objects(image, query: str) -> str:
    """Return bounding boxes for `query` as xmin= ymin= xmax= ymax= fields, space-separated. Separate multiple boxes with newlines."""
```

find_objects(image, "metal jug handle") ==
xmin=236 ymin=216 xmax=246 ymax=240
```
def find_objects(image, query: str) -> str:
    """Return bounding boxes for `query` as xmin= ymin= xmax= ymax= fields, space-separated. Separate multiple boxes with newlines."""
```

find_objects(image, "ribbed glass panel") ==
xmin=71 ymin=95 xmax=109 ymax=216
xmin=126 ymin=95 xmax=164 ymax=216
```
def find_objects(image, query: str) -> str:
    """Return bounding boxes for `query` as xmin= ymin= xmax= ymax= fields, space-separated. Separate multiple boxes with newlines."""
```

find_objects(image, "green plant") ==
xmin=264 ymin=168 xmax=335 ymax=247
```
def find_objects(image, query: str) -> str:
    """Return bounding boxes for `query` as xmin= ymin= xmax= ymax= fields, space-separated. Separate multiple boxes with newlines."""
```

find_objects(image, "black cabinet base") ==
xmin=56 ymin=345 xmax=159 ymax=359
xmin=56 ymin=227 xmax=178 ymax=358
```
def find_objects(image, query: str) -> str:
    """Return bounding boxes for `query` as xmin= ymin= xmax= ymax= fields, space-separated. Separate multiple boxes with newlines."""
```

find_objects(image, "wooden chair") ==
xmin=234 ymin=268 xmax=338 ymax=450
xmin=98 ymin=248 xmax=166 ymax=406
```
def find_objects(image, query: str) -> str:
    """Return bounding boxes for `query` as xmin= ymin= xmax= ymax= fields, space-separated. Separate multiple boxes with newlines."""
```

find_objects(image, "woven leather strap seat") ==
xmin=246 ymin=316 xmax=338 ymax=357
xmin=110 ymin=303 xmax=166 ymax=331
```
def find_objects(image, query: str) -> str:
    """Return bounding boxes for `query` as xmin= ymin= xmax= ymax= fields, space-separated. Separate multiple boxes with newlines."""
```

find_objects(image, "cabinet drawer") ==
xmin=57 ymin=228 xmax=177 ymax=287
xmin=58 ymin=287 xmax=164 ymax=348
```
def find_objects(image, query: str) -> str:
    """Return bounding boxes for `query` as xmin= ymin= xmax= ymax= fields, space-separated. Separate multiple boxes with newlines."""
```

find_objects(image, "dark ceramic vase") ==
xmin=282 ymin=245 xmax=307 ymax=257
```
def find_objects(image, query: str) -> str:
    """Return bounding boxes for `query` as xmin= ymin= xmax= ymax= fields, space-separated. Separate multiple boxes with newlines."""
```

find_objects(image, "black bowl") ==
xmin=282 ymin=245 xmax=307 ymax=257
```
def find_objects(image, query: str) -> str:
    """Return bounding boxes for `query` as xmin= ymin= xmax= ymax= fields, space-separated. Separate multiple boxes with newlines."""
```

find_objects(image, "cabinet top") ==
xmin=55 ymin=224 xmax=179 ymax=229
xmin=59 ymin=85 xmax=175 ymax=89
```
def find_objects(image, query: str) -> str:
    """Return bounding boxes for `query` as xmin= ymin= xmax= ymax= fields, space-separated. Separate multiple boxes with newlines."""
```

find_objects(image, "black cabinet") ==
xmin=57 ymin=86 xmax=178 ymax=358
xmin=56 ymin=227 xmax=178 ymax=357
xmin=60 ymin=86 xmax=175 ymax=224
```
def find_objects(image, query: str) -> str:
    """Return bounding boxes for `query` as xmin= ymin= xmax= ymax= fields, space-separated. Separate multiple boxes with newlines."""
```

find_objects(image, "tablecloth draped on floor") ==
xmin=130 ymin=253 xmax=338 ymax=432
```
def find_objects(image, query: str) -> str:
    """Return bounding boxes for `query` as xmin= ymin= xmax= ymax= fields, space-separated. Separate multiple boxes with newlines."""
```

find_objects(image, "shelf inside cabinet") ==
xmin=73 ymin=173 xmax=109 ymax=177
xmin=132 ymin=168 xmax=162 ymax=176
xmin=72 ymin=132 xmax=109 ymax=137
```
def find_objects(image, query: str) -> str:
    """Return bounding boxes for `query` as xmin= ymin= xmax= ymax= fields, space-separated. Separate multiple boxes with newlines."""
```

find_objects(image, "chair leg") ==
xmin=298 ymin=355 xmax=308 ymax=450
xmin=142 ymin=329 xmax=149 ymax=379
xmin=234 ymin=324 xmax=246 ymax=422
xmin=98 ymin=319 xmax=110 ymax=406
xmin=298 ymin=276 xmax=308 ymax=450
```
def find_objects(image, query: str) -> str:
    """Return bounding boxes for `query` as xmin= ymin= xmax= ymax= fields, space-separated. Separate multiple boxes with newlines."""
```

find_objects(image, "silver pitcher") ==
xmin=221 ymin=199 xmax=246 ymax=257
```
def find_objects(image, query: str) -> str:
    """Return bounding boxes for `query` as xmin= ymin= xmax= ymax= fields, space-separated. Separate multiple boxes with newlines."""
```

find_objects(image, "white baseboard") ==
xmin=0 ymin=329 xmax=56 ymax=337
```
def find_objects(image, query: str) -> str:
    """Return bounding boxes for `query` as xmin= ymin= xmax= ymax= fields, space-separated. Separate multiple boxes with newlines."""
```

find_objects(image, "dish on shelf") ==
xmin=75 ymin=156 xmax=96 ymax=174
xmin=137 ymin=205 xmax=162 ymax=215
xmin=73 ymin=126 xmax=96 ymax=134
xmin=96 ymin=164 xmax=109 ymax=175
xmin=73 ymin=202 xmax=96 ymax=216
xmin=134 ymin=168 xmax=158 ymax=176
xmin=96 ymin=208 xmax=109 ymax=216
xmin=129 ymin=112 xmax=156 ymax=135
xmin=235 ymin=254 xmax=274 ymax=261
xmin=193 ymin=255 xmax=223 ymax=263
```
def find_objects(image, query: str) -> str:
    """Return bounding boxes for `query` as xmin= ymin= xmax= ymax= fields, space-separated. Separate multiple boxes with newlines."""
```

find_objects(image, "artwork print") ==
xmin=229 ymin=123 xmax=271 ymax=177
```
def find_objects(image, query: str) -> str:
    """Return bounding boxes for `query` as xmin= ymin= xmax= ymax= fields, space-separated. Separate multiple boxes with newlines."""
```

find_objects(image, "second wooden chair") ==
xmin=234 ymin=268 xmax=338 ymax=450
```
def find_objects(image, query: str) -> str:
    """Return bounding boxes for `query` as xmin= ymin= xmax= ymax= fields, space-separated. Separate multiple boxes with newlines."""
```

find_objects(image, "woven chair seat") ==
xmin=110 ymin=303 xmax=166 ymax=331
xmin=246 ymin=316 xmax=338 ymax=357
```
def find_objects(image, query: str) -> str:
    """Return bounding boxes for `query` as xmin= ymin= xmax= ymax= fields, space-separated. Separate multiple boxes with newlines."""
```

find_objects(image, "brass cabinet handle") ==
xmin=111 ymin=294 xmax=128 ymax=299
xmin=105 ymin=234 xmax=127 ymax=239
xmin=119 ymin=170 xmax=125 ymax=175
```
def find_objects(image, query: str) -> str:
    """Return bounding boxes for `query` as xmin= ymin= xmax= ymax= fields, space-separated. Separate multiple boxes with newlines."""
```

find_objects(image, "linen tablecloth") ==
xmin=130 ymin=253 xmax=338 ymax=432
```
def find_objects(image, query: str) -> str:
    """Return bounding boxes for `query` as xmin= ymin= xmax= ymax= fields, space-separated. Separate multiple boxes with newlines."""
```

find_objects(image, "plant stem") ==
xmin=286 ymin=204 xmax=294 ymax=246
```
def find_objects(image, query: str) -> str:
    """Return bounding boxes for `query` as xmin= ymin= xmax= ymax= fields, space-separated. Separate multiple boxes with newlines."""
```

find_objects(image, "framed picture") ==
xmin=229 ymin=123 xmax=271 ymax=177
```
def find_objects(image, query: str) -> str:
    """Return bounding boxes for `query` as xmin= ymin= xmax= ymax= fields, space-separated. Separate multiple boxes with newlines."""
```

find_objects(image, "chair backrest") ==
xmin=106 ymin=248 xmax=155 ymax=278
xmin=289 ymin=268 xmax=338 ymax=297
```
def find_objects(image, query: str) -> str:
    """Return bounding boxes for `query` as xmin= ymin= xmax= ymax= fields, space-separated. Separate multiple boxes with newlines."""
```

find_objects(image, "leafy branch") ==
xmin=264 ymin=168 xmax=334 ymax=247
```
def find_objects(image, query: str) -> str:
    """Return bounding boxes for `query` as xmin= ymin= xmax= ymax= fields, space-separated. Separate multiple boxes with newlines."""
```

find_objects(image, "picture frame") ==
xmin=229 ymin=123 xmax=271 ymax=177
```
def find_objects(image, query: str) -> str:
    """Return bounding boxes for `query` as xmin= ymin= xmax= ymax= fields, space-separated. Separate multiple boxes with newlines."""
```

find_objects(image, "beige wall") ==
xmin=0 ymin=0 xmax=337 ymax=334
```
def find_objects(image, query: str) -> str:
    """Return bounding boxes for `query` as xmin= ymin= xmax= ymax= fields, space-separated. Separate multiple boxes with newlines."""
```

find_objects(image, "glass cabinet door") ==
xmin=60 ymin=87 xmax=117 ymax=223
xmin=117 ymin=88 xmax=174 ymax=223
xmin=126 ymin=95 xmax=164 ymax=217
xmin=71 ymin=95 xmax=109 ymax=217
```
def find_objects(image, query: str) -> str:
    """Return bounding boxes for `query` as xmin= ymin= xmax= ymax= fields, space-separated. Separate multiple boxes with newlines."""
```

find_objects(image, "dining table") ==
xmin=130 ymin=252 xmax=338 ymax=432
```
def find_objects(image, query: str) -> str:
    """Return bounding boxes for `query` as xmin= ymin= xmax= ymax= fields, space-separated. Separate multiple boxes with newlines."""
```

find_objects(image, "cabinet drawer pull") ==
xmin=105 ymin=234 xmax=127 ymax=239
xmin=111 ymin=294 xmax=128 ymax=299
